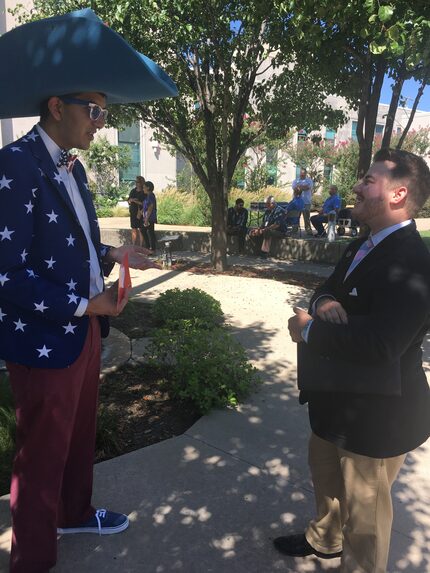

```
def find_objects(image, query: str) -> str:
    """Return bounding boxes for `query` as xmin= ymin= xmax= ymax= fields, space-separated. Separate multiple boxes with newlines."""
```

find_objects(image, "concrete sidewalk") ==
xmin=1 ymin=252 xmax=430 ymax=572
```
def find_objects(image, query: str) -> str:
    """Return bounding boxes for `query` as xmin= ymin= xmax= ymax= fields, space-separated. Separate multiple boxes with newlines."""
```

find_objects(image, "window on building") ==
xmin=295 ymin=165 xmax=304 ymax=179
xmin=325 ymin=128 xmax=336 ymax=146
xmin=297 ymin=129 xmax=307 ymax=143
xmin=352 ymin=121 xmax=384 ymax=141
xmin=324 ymin=164 xmax=333 ymax=182
xmin=118 ymin=123 xmax=140 ymax=182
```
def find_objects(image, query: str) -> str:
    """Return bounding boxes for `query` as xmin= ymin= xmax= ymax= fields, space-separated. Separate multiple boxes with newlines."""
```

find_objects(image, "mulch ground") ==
xmin=102 ymin=261 xmax=323 ymax=463
xmin=171 ymin=259 xmax=325 ymax=290
xmin=0 ymin=261 xmax=324 ymax=495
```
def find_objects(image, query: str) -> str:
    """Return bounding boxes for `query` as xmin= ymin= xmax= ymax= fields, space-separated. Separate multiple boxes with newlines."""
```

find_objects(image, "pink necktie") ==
xmin=345 ymin=237 xmax=374 ymax=279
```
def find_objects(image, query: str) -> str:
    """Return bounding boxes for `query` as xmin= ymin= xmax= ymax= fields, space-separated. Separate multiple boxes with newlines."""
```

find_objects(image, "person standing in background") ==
xmin=292 ymin=168 xmax=314 ymax=236
xmin=141 ymin=180 xmax=158 ymax=254
xmin=128 ymin=175 xmax=145 ymax=245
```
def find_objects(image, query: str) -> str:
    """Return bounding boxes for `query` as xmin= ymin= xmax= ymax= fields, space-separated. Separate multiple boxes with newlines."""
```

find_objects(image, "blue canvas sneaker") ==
xmin=57 ymin=509 xmax=129 ymax=535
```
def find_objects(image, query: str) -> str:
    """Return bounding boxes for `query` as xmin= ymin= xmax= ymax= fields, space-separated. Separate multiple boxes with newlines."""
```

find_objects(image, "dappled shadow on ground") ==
xmin=2 ymin=266 xmax=429 ymax=572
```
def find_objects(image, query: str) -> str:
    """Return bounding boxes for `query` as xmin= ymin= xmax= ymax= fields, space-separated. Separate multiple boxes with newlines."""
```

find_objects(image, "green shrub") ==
xmin=0 ymin=373 xmax=15 ymax=495
xmin=110 ymin=205 xmax=129 ymax=217
xmin=153 ymin=288 xmax=223 ymax=329
xmin=95 ymin=405 xmax=126 ymax=461
xmin=418 ymin=197 xmax=430 ymax=218
xmin=149 ymin=324 xmax=259 ymax=413
xmin=311 ymin=194 xmax=324 ymax=211
xmin=157 ymin=188 xmax=187 ymax=224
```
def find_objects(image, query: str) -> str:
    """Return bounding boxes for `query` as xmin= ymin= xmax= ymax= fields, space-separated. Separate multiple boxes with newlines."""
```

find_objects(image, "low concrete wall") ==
xmin=101 ymin=228 xmax=351 ymax=265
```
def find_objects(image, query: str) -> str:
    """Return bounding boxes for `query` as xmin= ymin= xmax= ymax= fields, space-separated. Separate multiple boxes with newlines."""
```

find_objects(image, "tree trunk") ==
xmin=210 ymin=189 xmax=228 ymax=270
xmin=381 ymin=75 xmax=404 ymax=148
xmin=396 ymin=74 xmax=428 ymax=149
xmin=357 ymin=58 xmax=387 ymax=178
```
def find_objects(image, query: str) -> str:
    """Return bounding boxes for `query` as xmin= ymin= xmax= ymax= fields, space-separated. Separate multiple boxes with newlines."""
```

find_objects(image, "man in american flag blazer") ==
xmin=0 ymin=93 xmax=158 ymax=572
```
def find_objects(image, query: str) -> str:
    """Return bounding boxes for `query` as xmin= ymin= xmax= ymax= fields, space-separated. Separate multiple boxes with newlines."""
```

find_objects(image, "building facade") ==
xmin=1 ymin=0 xmax=429 ymax=194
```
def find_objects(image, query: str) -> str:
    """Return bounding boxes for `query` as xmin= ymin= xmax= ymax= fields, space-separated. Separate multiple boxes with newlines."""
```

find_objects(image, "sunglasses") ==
xmin=60 ymin=96 xmax=109 ymax=122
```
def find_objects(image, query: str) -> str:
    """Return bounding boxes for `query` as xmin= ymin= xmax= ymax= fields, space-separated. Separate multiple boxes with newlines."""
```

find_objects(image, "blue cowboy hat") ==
xmin=0 ymin=8 xmax=178 ymax=119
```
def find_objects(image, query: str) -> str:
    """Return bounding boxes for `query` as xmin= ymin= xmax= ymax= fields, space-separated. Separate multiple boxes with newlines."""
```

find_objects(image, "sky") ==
xmin=380 ymin=77 xmax=430 ymax=112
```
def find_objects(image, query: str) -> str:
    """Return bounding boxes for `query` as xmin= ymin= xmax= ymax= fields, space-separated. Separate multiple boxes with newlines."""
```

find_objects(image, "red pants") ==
xmin=7 ymin=317 xmax=101 ymax=573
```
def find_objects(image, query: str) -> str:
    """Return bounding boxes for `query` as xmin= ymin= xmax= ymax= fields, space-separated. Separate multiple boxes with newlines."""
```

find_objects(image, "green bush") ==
xmin=95 ymin=405 xmax=126 ymax=461
xmin=149 ymin=324 xmax=259 ymax=413
xmin=156 ymin=186 xmax=291 ymax=227
xmin=418 ymin=197 xmax=430 ymax=218
xmin=0 ymin=374 xmax=15 ymax=495
xmin=153 ymin=288 xmax=223 ymax=329
xmin=149 ymin=288 xmax=258 ymax=413
xmin=311 ymin=194 xmax=324 ymax=211
xmin=157 ymin=188 xmax=187 ymax=224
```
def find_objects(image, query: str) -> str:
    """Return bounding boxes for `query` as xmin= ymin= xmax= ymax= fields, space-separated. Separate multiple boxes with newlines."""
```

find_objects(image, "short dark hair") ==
xmin=39 ymin=92 xmax=106 ymax=121
xmin=144 ymin=181 xmax=154 ymax=193
xmin=373 ymin=148 xmax=430 ymax=216
xmin=235 ymin=198 xmax=244 ymax=205
xmin=39 ymin=98 xmax=50 ymax=121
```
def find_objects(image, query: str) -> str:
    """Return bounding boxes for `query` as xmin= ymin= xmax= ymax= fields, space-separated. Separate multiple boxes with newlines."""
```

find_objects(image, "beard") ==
xmin=352 ymin=195 xmax=385 ymax=225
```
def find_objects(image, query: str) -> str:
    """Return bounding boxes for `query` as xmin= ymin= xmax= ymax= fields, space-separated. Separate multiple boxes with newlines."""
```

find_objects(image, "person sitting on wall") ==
xmin=310 ymin=184 xmax=342 ymax=237
xmin=285 ymin=188 xmax=305 ymax=235
xmin=249 ymin=195 xmax=286 ymax=258
xmin=227 ymin=198 xmax=248 ymax=254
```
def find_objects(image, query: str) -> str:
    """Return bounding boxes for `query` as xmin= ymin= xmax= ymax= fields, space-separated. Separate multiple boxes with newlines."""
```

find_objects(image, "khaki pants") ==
xmin=302 ymin=204 xmax=312 ymax=233
xmin=305 ymin=433 xmax=405 ymax=573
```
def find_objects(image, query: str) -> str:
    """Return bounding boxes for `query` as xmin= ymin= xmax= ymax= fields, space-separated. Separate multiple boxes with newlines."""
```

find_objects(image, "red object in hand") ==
xmin=117 ymin=252 xmax=132 ymax=309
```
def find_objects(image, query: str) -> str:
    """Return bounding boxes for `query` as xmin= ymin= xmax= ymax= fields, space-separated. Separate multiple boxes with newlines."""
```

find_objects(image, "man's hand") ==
xmin=288 ymin=307 xmax=312 ymax=343
xmin=108 ymin=245 xmax=161 ymax=270
xmin=85 ymin=281 xmax=130 ymax=316
xmin=316 ymin=298 xmax=348 ymax=325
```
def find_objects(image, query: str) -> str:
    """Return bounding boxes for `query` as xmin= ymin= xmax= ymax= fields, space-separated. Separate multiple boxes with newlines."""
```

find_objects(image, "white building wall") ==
xmin=1 ymin=1 xmax=429 ymax=190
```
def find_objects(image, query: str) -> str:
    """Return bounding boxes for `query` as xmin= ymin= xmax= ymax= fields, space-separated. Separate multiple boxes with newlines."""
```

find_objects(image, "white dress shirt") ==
xmin=36 ymin=125 xmax=104 ymax=316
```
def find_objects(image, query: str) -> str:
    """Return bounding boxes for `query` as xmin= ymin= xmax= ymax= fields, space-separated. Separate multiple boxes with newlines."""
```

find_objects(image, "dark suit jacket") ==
xmin=297 ymin=223 xmax=430 ymax=457
xmin=0 ymin=127 xmax=113 ymax=368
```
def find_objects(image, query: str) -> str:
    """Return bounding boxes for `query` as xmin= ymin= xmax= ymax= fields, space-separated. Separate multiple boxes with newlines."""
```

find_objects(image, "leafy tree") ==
xmin=331 ymin=127 xmax=430 ymax=204
xmin=283 ymin=133 xmax=336 ymax=190
xmin=80 ymin=136 xmax=131 ymax=215
xmin=285 ymin=0 xmax=430 ymax=177
xmin=26 ymin=0 xmax=344 ymax=269
xmin=81 ymin=136 xmax=131 ymax=197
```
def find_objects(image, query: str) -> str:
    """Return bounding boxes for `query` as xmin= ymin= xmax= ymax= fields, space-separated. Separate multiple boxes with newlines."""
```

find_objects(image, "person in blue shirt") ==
xmin=310 ymin=185 xmax=342 ymax=237
xmin=286 ymin=189 xmax=305 ymax=234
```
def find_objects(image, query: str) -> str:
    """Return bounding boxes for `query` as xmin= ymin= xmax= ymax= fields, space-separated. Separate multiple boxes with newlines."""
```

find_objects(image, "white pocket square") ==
xmin=349 ymin=287 xmax=358 ymax=296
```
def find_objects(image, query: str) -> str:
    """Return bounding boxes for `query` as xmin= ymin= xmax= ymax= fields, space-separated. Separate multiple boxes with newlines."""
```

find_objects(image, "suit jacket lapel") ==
xmin=26 ymin=127 xmax=76 ymax=216
xmin=343 ymin=222 xmax=418 ymax=284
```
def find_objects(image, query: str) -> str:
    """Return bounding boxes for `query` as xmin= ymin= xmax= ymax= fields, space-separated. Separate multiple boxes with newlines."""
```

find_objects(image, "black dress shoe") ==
xmin=273 ymin=533 xmax=342 ymax=559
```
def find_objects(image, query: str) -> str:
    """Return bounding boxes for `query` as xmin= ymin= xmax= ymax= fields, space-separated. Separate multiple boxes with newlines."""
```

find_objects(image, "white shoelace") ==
xmin=95 ymin=509 xmax=107 ymax=535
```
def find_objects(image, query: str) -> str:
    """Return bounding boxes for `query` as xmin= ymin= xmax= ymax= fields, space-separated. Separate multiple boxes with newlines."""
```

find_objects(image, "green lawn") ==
xmin=420 ymin=231 xmax=430 ymax=249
